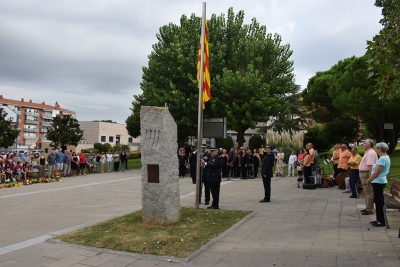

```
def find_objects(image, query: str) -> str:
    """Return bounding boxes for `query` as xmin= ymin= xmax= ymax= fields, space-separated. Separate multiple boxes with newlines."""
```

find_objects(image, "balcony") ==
xmin=40 ymin=129 xmax=47 ymax=133
xmin=41 ymin=121 xmax=52 ymax=126
xmin=24 ymin=136 xmax=38 ymax=140
xmin=25 ymin=119 xmax=39 ymax=124
xmin=25 ymin=111 xmax=39 ymax=117
xmin=24 ymin=128 xmax=38 ymax=132
xmin=42 ymin=113 xmax=53 ymax=119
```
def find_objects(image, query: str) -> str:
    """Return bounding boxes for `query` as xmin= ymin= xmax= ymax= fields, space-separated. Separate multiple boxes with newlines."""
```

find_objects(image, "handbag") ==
xmin=296 ymin=166 xmax=302 ymax=171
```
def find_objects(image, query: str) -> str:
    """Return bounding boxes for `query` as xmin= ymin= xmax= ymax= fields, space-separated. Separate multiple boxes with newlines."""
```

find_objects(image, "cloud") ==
xmin=0 ymin=0 xmax=383 ymax=124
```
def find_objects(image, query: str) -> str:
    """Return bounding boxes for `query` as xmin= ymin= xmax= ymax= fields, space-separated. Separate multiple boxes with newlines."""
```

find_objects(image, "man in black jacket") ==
xmin=202 ymin=148 xmax=222 ymax=209
xmin=240 ymin=148 xmax=249 ymax=179
xmin=261 ymin=145 xmax=274 ymax=202
xmin=200 ymin=145 xmax=210 ymax=205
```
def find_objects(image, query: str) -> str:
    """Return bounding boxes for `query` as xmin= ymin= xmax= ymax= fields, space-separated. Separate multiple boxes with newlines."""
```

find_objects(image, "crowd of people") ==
xmin=0 ymin=149 xmax=130 ymax=183
xmin=331 ymin=140 xmax=391 ymax=227
xmin=181 ymin=139 xmax=391 ymax=229
xmin=179 ymin=143 xmax=317 ymax=208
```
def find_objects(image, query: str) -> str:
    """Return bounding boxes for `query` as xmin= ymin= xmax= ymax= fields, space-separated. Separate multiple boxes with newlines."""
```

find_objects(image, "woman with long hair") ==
xmin=276 ymin=148 xmax=285 ymax=176
xmin=71 ymin=152 xmax=78 ymax=176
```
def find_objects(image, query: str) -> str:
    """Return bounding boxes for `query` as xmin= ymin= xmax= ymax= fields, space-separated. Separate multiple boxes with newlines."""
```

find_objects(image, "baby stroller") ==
xmin=247 ymin=164 xmax=255 ymax=179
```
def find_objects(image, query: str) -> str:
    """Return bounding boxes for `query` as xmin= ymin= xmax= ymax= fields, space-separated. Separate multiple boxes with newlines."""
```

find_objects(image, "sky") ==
xmin=0 ymin=0 xmax=383 ymax=123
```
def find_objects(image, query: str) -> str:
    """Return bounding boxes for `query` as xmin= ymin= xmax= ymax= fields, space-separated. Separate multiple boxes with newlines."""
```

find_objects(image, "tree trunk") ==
xmin=236 ymin=129 xmax=246 ymax=148
xmin=387 ymin=126 xmax=399 ymax=154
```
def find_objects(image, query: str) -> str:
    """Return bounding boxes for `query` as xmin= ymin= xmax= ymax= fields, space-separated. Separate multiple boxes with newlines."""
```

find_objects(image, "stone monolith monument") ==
xmin=140 ymin=106 xmax=181 ymax=224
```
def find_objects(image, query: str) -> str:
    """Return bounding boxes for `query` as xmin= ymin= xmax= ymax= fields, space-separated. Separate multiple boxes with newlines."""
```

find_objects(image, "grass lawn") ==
xmin=127 ymin=158 xmax=141 ymax=169
xmin=55 ymin=207 xmax=250 ymax=258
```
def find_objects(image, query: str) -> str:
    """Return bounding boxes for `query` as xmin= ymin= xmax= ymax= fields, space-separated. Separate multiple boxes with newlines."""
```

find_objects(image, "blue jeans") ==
xmin=56 ymin=162 xmax=63 ymax=171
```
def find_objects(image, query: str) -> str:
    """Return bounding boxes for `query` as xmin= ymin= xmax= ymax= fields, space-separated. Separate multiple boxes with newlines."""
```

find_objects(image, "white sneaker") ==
xmin=79 ymin=174 xmax=81 ymax=176
xmin=5 ymin=179 xmax=10 ymax=183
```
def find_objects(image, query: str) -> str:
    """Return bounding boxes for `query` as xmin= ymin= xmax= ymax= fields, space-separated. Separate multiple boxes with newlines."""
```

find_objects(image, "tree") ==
xmin=302 ymin=67 xmax=359 ymax=144
xmin=303 ymin=55 xmax=400 ymax=153
xmin=0 ymin=108 xmax=19 ymax=148
xmin=303 ymin=125 xmax=331 ymax=153
xmin=366 ymin=0 xmax=400 ymax=98
xmin=248 ymin=135 xmax=266 ymax=150
xmin=46 ymin=114 xmax=84 ymax=151
xmin=127 ymin=8 xmax=298 ymax=147
xmin=217 ymin=136 xmax=234 ymax=151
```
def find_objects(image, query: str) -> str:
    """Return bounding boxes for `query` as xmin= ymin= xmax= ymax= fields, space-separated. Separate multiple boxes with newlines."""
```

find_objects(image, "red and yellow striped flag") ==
xmin=197 ymin=22 xmax=211 ymax=109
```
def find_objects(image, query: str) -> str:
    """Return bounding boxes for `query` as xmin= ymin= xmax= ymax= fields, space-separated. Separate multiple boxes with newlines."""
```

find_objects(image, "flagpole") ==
xmin=195 ymin=2 xmax=206 ymax=209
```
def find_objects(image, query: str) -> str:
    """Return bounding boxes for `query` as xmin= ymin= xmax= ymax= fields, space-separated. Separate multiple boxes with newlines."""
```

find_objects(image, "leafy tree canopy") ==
xmin=366 ymin=0 xmax=400 ymax=98
xmin=46 ymin=114 xmax=84 ymax=149
xmin=303 ymin=55 xmax=400 ymax=153
xmin=126 ymin=8 xmax=298 ymax=147
xmin=0 ymin=108 xmax=19 ymax=148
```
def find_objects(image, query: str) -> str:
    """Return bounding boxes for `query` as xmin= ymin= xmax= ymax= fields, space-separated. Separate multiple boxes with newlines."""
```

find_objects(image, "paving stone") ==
xmin=190 ymin=251 xmax=225 ymax=266
xmin=79 ymin=252 xmax=118 ymax=266
xmin=222 ymin=248 xmax=256 ymax=263
xmin=44 ymin=254 xmax=89 ymax=267
xmin=206 ymin=241 xmax=238 ymax=254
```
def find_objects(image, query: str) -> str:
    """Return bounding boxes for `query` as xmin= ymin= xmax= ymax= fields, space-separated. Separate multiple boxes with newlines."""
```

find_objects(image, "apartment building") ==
xmin=79 ymin=121 xmax=141 ymax=151
xmin=0 ymin=95 xmax=75 ymax=147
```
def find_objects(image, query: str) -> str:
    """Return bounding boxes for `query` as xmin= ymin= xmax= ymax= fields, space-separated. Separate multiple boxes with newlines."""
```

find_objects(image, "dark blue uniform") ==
xmin=261 ymin=152 xmax=274 ymax=202
xmin=206 ymin=155 xmax=222 ymax=209
xmin=200 ymin=151 xmax=211 ymax=204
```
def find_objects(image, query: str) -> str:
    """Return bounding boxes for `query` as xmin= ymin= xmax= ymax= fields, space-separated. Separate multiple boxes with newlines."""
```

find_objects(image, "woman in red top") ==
xmin=78 ymin=150 xmax=87 ymax=176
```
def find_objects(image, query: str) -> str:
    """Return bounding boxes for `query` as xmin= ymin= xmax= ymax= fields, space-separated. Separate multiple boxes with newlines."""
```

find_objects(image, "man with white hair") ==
xmin=359 ymin=139 xmax=378 ymax=215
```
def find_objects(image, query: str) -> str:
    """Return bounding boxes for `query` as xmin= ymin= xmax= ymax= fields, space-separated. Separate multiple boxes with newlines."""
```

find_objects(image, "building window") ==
xmin=109 ymin=136 xmax=114 ymax=142
xmin=128 ymin=137 xmax=133 ymax=143
xmin=101 ymin=136 xmax=106 ymax=142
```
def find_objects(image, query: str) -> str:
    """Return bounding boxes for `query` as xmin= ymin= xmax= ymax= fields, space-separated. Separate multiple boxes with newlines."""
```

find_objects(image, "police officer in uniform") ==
xmin=261 ymin=145 xmax=274 ymax=202
xmin=199 ymin=145 xmax=210 ymax=205
xmin=202 ymin=148 xmax=222 ymax=209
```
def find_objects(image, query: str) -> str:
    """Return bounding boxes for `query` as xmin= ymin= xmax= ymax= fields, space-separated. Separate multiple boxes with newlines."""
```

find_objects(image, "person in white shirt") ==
xmin=288 ymin=150 xmax=298 ymax=177
xmin=106 ymin=151 xmax=113 ymax=172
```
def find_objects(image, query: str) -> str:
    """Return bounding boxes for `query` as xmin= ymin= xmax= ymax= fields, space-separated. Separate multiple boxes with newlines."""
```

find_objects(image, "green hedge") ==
xmin=128 ymin=151 xmax=141 ymax=159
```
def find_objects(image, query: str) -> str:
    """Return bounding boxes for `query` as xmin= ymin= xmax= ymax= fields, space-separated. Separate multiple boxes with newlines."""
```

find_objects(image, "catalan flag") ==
xmin=197 ymin=21 xmax=211 ymax=109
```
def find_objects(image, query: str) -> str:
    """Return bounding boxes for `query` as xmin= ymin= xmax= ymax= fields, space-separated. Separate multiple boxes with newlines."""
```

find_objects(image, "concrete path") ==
xmin=0 ymin=170 xmax=399 ymax=267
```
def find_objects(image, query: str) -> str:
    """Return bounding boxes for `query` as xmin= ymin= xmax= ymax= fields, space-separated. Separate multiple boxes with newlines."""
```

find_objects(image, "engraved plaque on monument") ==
xmin=140 ymin=106 xmax=181 ymax=224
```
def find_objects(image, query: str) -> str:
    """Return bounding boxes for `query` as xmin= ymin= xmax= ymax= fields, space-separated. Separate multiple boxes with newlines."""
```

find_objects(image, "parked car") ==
xmin=358 ymin=140 xmax=365 ymax=146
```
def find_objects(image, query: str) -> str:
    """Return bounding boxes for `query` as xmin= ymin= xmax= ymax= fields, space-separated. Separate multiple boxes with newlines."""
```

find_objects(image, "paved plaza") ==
xmin=0 ymin=169 xmax=400 ymax=266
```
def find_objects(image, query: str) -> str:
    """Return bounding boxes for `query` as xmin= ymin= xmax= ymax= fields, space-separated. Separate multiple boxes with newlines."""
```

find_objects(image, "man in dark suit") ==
xmin=240 ymin=148 xmax=249 ymax=179
xmin=202 ymin=148 xmax=222 ymax=209
xmin=261 ymin=145 xmax=274 ymax=202
xmin=200 ymin=145 xmax=211 ymax=205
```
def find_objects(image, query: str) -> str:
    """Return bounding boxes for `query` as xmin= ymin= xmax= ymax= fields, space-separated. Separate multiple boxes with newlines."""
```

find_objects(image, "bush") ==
xmin=128 ymin=151 xmax=141 ymax=159
xmin=217 ymin=136 xmax=234 ymax=151
xmin=102 ymin=143 xmax=112 ymax=153
xmin=249 ymin=135 xmax=266 ymax=150
xmin=83 ymin=148 xmax=98 ymax=153
xmin=94 ymin=142 xmax=102 ymax=152
xmin=121 ymin=144 xmax=130 ymax=151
